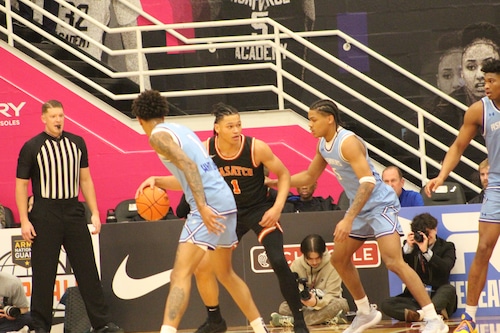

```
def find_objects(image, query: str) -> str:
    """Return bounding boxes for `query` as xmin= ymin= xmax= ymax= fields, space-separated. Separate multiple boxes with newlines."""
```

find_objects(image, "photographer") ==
xmin=0 ymin=272 xmax=32 ymax=333
xmin=270 ymin=234 xmax=349 ymax=326
xmin=381 ymin=213 xmax=457 ymax=322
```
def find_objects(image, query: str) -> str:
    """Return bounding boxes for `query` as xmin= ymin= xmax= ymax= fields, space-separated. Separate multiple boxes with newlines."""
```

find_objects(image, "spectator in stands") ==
xmin=468 ymin=158 xmax=488 ymax=204
xmin=0 ymin=271 xmax=33 ymax=333
xmin=270 ymin=234 xmax=349 ymax=327
xmin=381 ymin=213 xmax=457 ymax=322
xmin=284 ymin=182 xmax=340 ymax=212
xmin=17 ymin=0 xmax=59 ymax=40
xmin=382 ymin=166 xmax=424 ymax=207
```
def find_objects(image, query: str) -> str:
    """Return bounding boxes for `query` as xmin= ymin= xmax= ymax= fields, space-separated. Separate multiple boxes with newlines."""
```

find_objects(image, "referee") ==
xmin=15 ymin=100 xmax=123 ymax=333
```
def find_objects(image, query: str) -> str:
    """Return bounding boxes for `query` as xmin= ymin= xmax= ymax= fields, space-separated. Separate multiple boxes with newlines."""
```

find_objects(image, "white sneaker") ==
xmin=421 ymin=317 xmax=449 ymax=333
xmin=343 ymin=305 xmax=382 ymax=333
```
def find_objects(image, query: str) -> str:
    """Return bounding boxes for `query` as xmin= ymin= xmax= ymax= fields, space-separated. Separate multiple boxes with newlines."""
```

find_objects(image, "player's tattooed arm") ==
xmin=149 ymin=132 xmax=207 ymax=209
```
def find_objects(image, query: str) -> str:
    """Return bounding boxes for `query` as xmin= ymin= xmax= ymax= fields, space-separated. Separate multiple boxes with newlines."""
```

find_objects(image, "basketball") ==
xmin=136 ymin=186 xmax=170 ymax=221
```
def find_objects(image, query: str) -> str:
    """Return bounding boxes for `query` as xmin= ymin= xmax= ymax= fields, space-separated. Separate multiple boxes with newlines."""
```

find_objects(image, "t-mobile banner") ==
xmin=393 ymin=204 xmax=498 ymax=318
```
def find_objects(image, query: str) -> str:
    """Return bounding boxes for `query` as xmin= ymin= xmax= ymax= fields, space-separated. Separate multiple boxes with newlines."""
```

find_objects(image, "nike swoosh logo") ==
xmin=209 ymin=154 xmax=216 ymax=158
xmin=112 ymin=255 xmax=172 ymax=300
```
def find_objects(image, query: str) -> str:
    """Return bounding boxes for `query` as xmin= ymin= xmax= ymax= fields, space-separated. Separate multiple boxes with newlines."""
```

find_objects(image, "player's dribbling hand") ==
xmin=135 ymin=177 xmax=157 ymax=198
xmin=199 ymin=205 xmax=226 ymax=235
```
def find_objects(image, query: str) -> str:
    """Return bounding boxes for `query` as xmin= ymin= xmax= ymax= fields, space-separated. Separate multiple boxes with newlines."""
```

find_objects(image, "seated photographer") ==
xmin=270 ymin=234 xmax=349 ymax=326
xmin=0 ymin=272 xmax=32 ymax=333
xmin=380 ymin=213 xmax=457 ymax=322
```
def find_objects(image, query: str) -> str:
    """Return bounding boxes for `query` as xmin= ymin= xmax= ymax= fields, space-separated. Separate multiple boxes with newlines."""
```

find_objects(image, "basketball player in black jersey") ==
xmin=192 ymin=103 xmax=309 ymax=333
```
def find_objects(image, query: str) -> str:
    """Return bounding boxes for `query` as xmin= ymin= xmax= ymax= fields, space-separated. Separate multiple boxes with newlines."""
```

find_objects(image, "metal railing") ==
xmin=0 ymin=0 xmax=483 ymax=193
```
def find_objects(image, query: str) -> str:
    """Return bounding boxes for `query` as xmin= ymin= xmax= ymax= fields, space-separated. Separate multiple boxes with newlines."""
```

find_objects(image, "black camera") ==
xmin=297 ymin=277 xmax=311 ymax=300
xmin=0 ymin=305 xmax=21 ymax=318
xmin=1 ymin=297 xmax=21 ymax=319
xmin=413 ymin=229 xmax=428 ymax=243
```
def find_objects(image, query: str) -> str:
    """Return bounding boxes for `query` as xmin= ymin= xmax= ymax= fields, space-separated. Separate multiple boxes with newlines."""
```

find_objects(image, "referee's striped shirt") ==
xmin=17 ymin=131 xmax=89 ymax=200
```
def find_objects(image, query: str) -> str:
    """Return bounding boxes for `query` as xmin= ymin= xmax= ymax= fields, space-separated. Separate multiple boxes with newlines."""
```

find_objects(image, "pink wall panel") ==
xmin=0 ymin=47 xmax=342 ymax=223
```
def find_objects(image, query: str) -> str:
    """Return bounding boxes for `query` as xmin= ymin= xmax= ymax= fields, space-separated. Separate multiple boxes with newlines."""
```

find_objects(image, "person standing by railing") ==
xmin=17 ymin=0 xmax=58 ymax=42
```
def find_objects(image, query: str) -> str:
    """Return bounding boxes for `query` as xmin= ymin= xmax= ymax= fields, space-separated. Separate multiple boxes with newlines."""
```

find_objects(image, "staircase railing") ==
xmin=0 ymin=0 xmax=483 ymax=194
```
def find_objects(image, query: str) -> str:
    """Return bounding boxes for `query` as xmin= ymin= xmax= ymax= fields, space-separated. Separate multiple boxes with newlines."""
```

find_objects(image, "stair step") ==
xmin=39 ymin=59 xmax=109 ymax=78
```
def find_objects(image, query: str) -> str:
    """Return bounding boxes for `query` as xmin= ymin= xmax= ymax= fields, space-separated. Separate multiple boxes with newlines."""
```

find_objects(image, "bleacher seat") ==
xmin=419 ymin=182 xmax=466 ymax=206
xmin=4 ymin=206 xmax=19 ymax=228
xmin=337 ymin=191 xmax=349 ymax=211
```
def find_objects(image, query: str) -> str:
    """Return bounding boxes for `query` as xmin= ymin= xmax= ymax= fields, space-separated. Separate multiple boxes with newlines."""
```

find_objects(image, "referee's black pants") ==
xmin=30 ymin=198 xmax=110 ymax=331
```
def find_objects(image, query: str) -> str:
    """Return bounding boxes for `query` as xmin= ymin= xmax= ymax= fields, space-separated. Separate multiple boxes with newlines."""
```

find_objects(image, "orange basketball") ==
xmin=136 ymin=186 xmax=170 ymax=221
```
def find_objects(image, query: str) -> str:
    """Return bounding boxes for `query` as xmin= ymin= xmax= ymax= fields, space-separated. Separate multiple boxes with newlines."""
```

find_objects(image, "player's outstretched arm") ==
xmin=425 ymin=101 xmax=483 ymax=196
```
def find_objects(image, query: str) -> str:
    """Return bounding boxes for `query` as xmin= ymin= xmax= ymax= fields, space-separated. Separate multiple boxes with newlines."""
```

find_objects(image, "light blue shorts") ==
xmin=180 ymin=211 xmax=238 ymax=250
xmin=349 ymin=204 xmax=403 ymax=239
xmin=479 ymin=187 xmax=500 ymax=223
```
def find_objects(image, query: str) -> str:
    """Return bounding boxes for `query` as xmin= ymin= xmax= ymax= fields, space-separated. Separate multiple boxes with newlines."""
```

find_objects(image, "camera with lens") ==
xmin=412 ymin=229 xmax=428 ymax=243
xmin=1 ymin=297 xmax=21 ymax=319
xmin=297 ymin=277 xmax=311 ymax=300
xmin=0 ymin=303 xmax=21 ymax=319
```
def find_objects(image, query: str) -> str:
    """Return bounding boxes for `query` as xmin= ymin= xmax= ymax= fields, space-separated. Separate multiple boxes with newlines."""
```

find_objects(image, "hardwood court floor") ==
xmin=176 ymin=316 xmax=499 ymax=333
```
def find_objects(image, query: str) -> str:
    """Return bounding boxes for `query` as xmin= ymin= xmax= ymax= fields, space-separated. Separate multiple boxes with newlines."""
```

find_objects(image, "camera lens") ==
xmin=4 ymin=305 xmax=21 ymax=318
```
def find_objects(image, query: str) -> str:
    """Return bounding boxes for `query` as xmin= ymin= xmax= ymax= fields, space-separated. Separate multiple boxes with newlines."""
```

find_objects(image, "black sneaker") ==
xmin=194 ymin=318 xmax=227 ymax=333
xmin=92 ymin=322 xmax=125 ymax=333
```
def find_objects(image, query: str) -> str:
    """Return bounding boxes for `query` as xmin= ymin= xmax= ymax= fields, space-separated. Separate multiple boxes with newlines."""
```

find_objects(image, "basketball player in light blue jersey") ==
xmin=426 ymin=59 xmax=500 ymax=333
xmin=131 ymin=90 xmax=269 ymax=333
xmin=270 ymin=99 xmax=448 ymax=333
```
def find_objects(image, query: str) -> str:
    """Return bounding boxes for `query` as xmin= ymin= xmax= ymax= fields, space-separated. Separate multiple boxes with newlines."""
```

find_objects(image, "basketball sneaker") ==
xmin=420 ymin=316 xmax=449 ymax=333
xmin=453 ymin=313 xmax=477 ymax=333
xmin=342 ymin=305 xmax=382 ymax=333
xmin=194 ymin=318 xmax=227 ymax=333
xmin=270 ymin=312 xmax=294 ymax=327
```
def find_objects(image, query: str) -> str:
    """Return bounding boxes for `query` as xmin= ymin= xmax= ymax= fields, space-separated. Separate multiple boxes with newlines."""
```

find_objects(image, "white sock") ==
xmin=354 ymin=296 xmax=371 ymax=315
xmin=465 ymin=305 xmax=478 ymax=322
xmin=160 ymin=325 xmax=176 ymax=333
xmin=417 ymin=310 xmax=424 ymax=321
xmin=250 ymin=317 xmax=269 ymax=333
xmin=421 ymin=303 xmax=438 ymax=320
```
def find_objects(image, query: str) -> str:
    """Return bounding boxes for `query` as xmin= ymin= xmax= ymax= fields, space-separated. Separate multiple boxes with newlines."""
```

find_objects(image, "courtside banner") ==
xmin=99 ymin=211 xmax=390 ymax=332
xmin=392 ymin=204 xmax=497 ymax=318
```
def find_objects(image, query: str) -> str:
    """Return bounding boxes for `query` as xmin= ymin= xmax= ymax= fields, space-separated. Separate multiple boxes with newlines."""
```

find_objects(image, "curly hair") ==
xmin=131 ymin=90 xmax=169 ymax=120
xmin=482 ymin=59 xmax=500 ymax=74
xmin=410 ymin=213 xmax=438 ymax=233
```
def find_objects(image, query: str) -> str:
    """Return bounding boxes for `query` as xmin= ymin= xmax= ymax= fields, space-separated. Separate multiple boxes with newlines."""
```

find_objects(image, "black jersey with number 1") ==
xmin=207 ymin=135 xmax=268 ymax=209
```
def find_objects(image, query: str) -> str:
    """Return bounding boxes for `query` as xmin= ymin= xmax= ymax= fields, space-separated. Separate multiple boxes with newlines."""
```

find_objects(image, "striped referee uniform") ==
xmin=16 ymin=131 xmax=111 ymax=332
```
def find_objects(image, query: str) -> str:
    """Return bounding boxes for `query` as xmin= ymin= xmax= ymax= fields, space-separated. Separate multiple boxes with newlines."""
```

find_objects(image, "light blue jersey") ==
xmin=479 ymin=97 xmax=500 ymax=223
xmin=319 ymin=127 xmax=402 ymax=239
xmin=151 ymin=123 xmax=238 ymax=248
